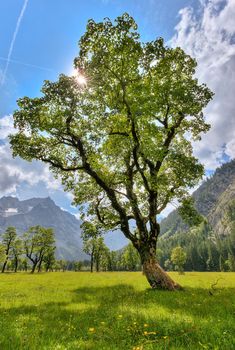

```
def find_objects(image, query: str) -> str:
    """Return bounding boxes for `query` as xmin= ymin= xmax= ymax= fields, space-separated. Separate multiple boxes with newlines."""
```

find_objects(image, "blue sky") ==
xmin=0 ymin=0 xmax=197 ymax=116
xmin=0 ymin=0 xmax=235 ymax=248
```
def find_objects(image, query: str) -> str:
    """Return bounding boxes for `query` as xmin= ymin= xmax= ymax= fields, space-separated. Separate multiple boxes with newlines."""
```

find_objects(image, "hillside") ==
xmin=0 ymin=196 xmax=87 ymax=260
xmin=160 ymin=159 xmax=235 ymax=236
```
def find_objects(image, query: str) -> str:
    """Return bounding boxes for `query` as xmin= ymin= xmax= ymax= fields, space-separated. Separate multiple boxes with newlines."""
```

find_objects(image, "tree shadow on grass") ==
xmin=0 ymin=284 xmax=235 ymax=349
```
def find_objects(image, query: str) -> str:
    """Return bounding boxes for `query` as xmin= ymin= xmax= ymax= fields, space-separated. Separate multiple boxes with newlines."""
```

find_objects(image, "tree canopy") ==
xmin=10 ymin=13 xmax=213 ymax=289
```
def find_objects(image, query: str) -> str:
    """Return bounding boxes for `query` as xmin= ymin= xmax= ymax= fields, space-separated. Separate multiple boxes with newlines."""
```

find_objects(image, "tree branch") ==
xmin=40 ymin=157 xmax=84 ymax=172
xmin=155 ymin=112 xmax=185 ymax=172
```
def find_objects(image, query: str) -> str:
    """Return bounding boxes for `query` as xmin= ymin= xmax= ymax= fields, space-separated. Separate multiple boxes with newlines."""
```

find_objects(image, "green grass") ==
xmin=0 ymin=272 xmax=235 ymax=350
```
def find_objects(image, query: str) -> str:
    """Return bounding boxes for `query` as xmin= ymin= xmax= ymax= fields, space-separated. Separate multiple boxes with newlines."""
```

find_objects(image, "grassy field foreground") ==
xmin=0 ymin=272 xmax=235 ymax=350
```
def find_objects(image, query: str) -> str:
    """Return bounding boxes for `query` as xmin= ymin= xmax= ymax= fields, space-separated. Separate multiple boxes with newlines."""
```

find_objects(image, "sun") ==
xmin=71 ymin=68 xmax=87 ymax=86
xmin=76 ymin=74 xmax=87 ymax=85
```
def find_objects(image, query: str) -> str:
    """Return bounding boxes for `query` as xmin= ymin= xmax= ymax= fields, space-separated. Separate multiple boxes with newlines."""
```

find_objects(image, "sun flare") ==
xmin=71 ymin=68 xmax=87 ymax=86
xmin=76 ymin=74 xmax=87 ymax=85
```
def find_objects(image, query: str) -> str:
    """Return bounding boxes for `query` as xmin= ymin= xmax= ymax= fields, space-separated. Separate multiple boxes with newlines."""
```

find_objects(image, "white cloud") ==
xmin=74 ymin=212 xmax=82 ymax=221
xmin=0 ymin=115 xmax=15 ymax=139
xmin=225 ymin=138 xmax=235 ymax=158
xmin=170 ymin=0 xmax=235 ymax=170
xmin=0 ymin=140 xmax=61 ymax=197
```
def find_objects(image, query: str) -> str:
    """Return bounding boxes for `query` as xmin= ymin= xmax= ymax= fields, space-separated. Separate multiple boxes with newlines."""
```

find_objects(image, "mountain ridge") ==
xmin=0 ymin=196 xmax=87 ymax=260
xmin=160 ymin=159 xmax=235 ymax=236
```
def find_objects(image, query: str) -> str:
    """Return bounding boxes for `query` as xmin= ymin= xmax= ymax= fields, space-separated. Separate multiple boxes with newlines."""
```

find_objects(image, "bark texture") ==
xmin=139 ymin=242 xmax=182 ymax=291
xmin=143 ymin=256 xmax=181 ymax=290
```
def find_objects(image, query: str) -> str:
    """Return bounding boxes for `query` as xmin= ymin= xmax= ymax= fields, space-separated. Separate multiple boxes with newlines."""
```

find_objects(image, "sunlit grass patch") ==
xmin=0 ymin=272 xmax=235 ymax=349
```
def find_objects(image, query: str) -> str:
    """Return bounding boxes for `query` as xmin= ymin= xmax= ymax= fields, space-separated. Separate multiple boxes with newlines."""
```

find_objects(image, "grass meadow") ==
xmin=0 ymin=272 xmax=234 ymax=350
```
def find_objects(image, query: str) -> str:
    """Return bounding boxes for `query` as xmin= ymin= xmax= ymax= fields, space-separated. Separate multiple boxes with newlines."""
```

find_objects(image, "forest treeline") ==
xmin=158 ymin=221 xmax=235 ymax=272
xmin=0 ymin=213 xmax=235 ymax=273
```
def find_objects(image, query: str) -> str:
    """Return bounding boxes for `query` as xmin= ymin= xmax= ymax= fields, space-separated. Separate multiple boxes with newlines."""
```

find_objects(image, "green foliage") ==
xmin=1 ymin=226 xmax=17 ymax=246
xmin=43 ymin=247 xmax=56 ymax=271
xmin=9 ymin=14 xmax=213 ymax=275
xmin=178 ymin=197 xmax=204 ymax=227
xmin=56 ymin=260 xmax=68 ymax=271
xmin=11 ymin=237 xmax=23 ymax=272
xmin=156 ymin=248 xmax=164 ymax=265
xmin=83 ymin=235 xmax=108 ymax=272
xmin=226 ymin=254 xmax=235 ymax=272
xmin=0 ymin=225 xmax=58 ymax=273
xmin=158 ymin=215 xmax=235 ymax=273
xmin=1 ymin=226 xmax=17 ymax=272
xmin=171 ymin=246 xmax=187 ymax=274
xmin=74 ymin=261 xmax=83 ymax=271
xmin=0 ymin=244 xmax=5 ymax=263
xmin=23 ymin=226 xmax=55 ymax=273
xmin=121 ymin=243 xmax=141 ymax=271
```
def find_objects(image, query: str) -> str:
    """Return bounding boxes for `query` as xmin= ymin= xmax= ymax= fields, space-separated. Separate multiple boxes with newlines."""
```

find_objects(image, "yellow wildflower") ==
xmin=144 ymin=323 xmax=148 ymax=327
xmin=88 ymin=328 xmax=95 ymax=332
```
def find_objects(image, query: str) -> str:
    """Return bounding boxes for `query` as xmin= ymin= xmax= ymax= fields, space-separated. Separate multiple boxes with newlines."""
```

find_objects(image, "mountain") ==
xmin=160 ymin=159 xmax=235 ymax=236
xmin=208 ymin=177 xmax=235 ymax=236
xmin=0 ymin=196 xmax=87 ymax=260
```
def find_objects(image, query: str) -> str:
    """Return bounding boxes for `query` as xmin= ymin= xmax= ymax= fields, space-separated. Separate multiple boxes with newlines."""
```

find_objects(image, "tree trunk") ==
xmin=14 ymin=257 xmax=18 ymax=273
xmin=38 ymin=257 xmax=43 ymax=272
xmin=96 ymin=257 xmax=100 ymax=272
xmin=141 ymin=252 xmax=181 ymax=290
xmin=1 ymin=258 xmax=8 ymax=273
xmin=2 ymin=244 xmax=10 ymax=273
xmin=90 ymin=252 xmax=94 ymax=273
xmin=31 ymin=262 xmax=37 ymax=274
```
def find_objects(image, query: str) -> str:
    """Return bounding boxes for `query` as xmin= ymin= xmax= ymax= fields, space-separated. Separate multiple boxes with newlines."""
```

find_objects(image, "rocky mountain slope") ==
xmin=160 ymin=159 xmax=235 ymax=236
xmin=0 ymin=196 xmax=87 ymax=260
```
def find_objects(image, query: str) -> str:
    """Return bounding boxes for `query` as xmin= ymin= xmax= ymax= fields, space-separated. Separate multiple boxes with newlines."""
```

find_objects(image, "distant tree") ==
xmin=121 ymin=243 xmax=141 ymax=271
xmin=226 ymin=253 xmax=235 ymax=271
xmin=82 ymin=260 xmax=91 ymax=270
xmin=83 ymin=238 xmax=95 ymax=273
xmin=1 ymin=226 xmax=17 ymax=273
xmin=83 ymin=235 xmax=108 ymax=272
xmin=0 ymin=244 xmax=6 ymax=264
xmin=23 ymin=226 xmax=55 ymax=273
xmin=99 ymin=245 xmax=110 ymax=271
xmin=156 ymin=248 xmax=164 ymax=265
xmin=20 ymin=258 xmax=28 ymax=271
xmin=107 ymin=251 xmax=119 ymax=271
xmin=171 ymin=246 xmax=187 ymax=274
xmin=93 ymin=237 xmax=108 ymax=272
xmin=10 ymin=14 xmax=213 ymax=289
xmin=74 ymin=261 xmax=83 ymax=271
xmin=12 ymin=237 xmax=23 ymax=273
xmin=164 ymin=259 xmax=173 ymax=271
xmin=206 ymin=241 xmax=216 ymax=271
xmin=57 ymin=259 xmax=68 ymax=272
xmin=223 ymin=201 xmax=235 ymax=266
xmin=43 ymin=247 xmax=56 ymax=272
xmin=81 ymin=222 xmax=101 ymax=273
